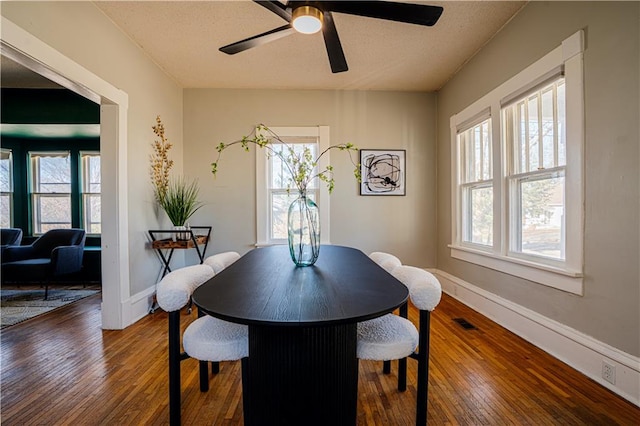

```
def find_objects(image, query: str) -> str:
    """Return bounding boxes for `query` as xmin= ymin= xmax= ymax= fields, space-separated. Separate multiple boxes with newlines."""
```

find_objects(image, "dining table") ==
xmin=192 ymin=244 xmax=409 ymax=426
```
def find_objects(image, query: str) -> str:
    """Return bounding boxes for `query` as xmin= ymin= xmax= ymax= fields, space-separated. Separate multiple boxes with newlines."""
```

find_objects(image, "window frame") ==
xmin=256 ymin=126 xmax=330 ymax=246
xmin=457 ymin=116 xmax=494 ymax=249
xmin=449 ymin=30 xmax=584 ymax=295
xmin=29 ymin=150 xmax=73 ymax=233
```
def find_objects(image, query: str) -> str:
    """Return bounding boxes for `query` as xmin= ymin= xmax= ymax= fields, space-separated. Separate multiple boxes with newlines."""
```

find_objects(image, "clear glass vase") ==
xmin=287 ymin=191 xmax=320 ymax=266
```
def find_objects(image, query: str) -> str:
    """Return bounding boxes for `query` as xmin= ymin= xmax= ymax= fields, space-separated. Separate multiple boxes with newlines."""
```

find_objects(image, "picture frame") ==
xmin=359 ymin=149 xmax=406 ymax=196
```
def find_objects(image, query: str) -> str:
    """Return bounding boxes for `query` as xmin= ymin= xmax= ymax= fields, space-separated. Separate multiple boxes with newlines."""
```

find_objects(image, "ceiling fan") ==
xmin=219 ymin=1 xmax=444 ymax=73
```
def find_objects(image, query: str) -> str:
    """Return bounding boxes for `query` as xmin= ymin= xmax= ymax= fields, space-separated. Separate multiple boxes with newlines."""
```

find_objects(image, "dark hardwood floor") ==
xmin=1 ymin=291 xmax=638 ymax=425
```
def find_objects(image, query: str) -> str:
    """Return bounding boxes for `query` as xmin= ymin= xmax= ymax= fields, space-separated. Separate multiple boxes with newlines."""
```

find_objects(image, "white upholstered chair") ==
xmin=156 ymin=263 xmax=248 ymax=426
xmin=204 ymin=251 xmax=241 ymax=274
xmin=369 ymin=251 xmax=402 ymax=273
xmin=357 ymin=265 xmax=442 ymax=426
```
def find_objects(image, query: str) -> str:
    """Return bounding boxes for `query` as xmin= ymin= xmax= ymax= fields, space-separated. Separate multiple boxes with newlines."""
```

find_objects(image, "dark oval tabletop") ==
xmin=192 ymin=245 xmax=409 ymax=327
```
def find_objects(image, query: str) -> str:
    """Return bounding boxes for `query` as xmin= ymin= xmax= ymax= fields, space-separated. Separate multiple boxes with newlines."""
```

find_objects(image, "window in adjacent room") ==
xmin=449 ymin=30 xmax=584 ymax=294
xmin=81 ymin=151 xmax=101 ymax=234
xmin=0 ymin=149 xmax=13 ymax=228
xmin=29 ymin=151 xmax=72 ymax=233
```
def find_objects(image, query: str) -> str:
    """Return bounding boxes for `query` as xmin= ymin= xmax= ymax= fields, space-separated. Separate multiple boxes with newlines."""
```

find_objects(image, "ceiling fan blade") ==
xmin=320 ymin=1 xmax=443 ymax=27
xmin=321 ymin=11 xmax=348 ymax=73
xmin=253 ymin=1 xmax=292 ymax=22
xmin=219 ymin=25 xmax=296 ymax=55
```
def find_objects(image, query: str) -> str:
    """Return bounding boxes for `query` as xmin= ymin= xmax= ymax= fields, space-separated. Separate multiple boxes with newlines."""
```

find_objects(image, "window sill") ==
xmin=449 ymin=245 xmax=583 ymax=295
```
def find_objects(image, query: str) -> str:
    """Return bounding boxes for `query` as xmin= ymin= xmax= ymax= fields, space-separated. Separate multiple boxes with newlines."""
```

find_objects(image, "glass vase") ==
xmin=287 ymin=191 xmax=320 ymax=266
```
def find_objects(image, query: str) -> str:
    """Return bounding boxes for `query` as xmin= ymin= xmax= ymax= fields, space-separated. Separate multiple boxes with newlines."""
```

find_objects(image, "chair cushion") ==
xmin=203 ymin=251 xmax=240 ymax=274
xmin=183 ymin=315 xmax=249 ymax=362
xmin=357 ymin=314 xmax=419 ymax=361
xmin=156 ymin=264 xmax=214 ymax=312
xmin=369 ymin=252 xmax=402 ymax=273
xmin=1 ymin=259 xmax=51 ymax=281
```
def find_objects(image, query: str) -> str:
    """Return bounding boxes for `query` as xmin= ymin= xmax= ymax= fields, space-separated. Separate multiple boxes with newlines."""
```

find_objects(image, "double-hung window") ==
xmin=81 ymin=152 xmax=101 ymax=233
xmin=30 ymin=151 xmax=72 ymax=233
xmin=504 ymin=79 xmax=566 ymax=261
xmin=1 ymin=149 xmax=13 ymax=228
xmin=450 ymin=31 xmax=584 ymax=294
xmin=458 ymin=117 xmax=493 ymax=247
xmin=256 ymin=126 xmax=330 ymax=246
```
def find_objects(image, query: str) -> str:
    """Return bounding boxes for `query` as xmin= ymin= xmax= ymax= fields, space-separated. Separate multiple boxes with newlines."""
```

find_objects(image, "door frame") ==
xmin=1 ymin=16 xmax=130 ymax=329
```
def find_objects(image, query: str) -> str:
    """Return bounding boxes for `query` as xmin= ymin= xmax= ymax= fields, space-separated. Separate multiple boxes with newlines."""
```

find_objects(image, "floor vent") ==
xmin=453 ymin=318 xmax=477 ymax=330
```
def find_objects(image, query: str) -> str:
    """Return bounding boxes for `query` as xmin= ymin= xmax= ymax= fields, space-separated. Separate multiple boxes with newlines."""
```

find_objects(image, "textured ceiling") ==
xmin=94 ymin=0 xmax=526 ymax=92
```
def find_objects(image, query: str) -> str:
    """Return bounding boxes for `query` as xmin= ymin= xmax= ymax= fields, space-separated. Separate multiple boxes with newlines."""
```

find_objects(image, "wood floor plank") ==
xmin=1 ymin=292 xmax=639 ymax=425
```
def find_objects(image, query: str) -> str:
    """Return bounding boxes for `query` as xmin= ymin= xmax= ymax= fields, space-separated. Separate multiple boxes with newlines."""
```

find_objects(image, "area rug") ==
xmin=0 ymin=288 xmax=100 ymax=329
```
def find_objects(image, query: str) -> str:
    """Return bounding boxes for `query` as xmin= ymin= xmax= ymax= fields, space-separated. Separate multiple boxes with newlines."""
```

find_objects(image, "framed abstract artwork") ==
xmin=359 ymin=149 xmax=406 ymax=196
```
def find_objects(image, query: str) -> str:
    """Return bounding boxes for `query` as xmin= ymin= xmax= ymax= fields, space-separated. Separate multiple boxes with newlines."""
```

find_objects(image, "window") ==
xmin=1 ymin=149 xmax=13 ymax=228
xmin=450 ymin=31 xmax=584 ymax=294
xmin=268 ymin=139 xmax=318 ymax=241
xmin=30 ymin=151 xmax=72 ymax=233
xmin=504 ymin=79 xmax=565 ymax=261
xmin=81 ymin=152 xmax=101 ymax=233
xmin=256 ymin=126 xmax=330 ymax=246
xmin=458 ymin=118 xmax=493 ymax=247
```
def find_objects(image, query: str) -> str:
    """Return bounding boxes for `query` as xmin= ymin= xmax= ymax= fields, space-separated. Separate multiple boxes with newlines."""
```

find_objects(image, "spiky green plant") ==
xmin=159 ymin=176 xmax=203 ymax=226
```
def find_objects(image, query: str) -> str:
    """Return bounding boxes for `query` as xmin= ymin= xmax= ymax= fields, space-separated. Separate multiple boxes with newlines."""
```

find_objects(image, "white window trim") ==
xmin=450 ymin=30 xmax=584 ymax=295
xmin=256 ymin=125 xmax=330 ymax=247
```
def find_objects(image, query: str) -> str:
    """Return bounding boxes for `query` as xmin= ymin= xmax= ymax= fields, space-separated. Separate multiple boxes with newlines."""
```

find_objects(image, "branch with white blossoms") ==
xmin=211 ymin=124 xmax=361 ymax=194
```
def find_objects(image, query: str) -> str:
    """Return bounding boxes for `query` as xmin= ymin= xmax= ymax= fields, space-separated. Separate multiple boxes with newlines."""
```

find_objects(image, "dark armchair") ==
xmin=1 ymin=229 xmax=86 ymax=299
xmin=1 ymin=228 xmax=23 ymax=256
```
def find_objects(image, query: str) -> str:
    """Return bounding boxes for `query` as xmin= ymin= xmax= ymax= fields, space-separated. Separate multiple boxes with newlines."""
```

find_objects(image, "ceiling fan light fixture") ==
xmin=292 ymin=6 xmax=323 ymax=34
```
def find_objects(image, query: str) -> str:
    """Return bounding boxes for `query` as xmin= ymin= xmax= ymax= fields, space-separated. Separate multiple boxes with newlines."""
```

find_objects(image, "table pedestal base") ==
xmin=242 ymin=323 xmax=358 ymax=426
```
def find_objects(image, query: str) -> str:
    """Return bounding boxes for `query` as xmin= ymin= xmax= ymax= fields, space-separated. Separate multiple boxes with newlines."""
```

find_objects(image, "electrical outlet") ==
xmin=602 ymin=361 xmax=616 ymax=385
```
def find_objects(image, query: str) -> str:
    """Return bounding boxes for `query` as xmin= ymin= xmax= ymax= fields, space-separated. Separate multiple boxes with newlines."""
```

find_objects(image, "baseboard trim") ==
xmin=431 ymin=269 xmax=640 ymax=407
xmin=125 ymin=286 xmax=157 ymax=326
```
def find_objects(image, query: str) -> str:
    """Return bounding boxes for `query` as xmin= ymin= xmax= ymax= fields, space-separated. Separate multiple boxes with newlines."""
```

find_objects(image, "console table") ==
xmin=148 ymin=226 xmax=212 ymax=277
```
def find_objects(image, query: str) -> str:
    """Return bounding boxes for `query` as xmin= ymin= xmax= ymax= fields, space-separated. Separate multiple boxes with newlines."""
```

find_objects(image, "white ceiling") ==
xmin=94 ymin=0 xmax=527 ymax=92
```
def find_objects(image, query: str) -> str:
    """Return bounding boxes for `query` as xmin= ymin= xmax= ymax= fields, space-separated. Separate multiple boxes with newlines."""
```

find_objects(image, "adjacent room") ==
xmin=1 ymin=1 xmax=638 ymax=425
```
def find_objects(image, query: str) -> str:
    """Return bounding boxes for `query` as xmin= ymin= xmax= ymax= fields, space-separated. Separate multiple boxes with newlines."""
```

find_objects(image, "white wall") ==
xmin=183 ymin=89 xmax=438 ymax=267
xmin=1 ymin=2 xmax=183 ymax=300
xmin=436 ymin=1 xmax=639 ymax=357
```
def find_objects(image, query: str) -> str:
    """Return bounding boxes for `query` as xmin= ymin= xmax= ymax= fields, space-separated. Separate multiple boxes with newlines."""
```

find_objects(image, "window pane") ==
xmin=83 ymin=154 xmax=101 ymax=192
xmin=466 ymin=185 xmax=493 ymax=246
xmin=270 ymin=143 xmax=318 ymax=190
xmin=34 ymin=195 xmax=71 ymax=233
xmin=83 ymin=194 xmax=101 ymax=233
xmin=1 ymin=149 xmax=13 ymax=227
xmin=34 ymin=154 xmax=71 ymax=193
xmin=459 ymin=118 xmax=492 ymax=184
xmin=271 ymin=191 xmax=316 ymax=240
xmin=81 ymin=153 xmax=101 ymax=233
xmin=509 ymin=79 xmax=565 ymax=174
xmin=0 ymin=194 xmax=10 ymax=228
xmin=1 ymin=150 xmax=12 ymax=192
xmin=519 ymin=175 xmax=565 ymax=259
